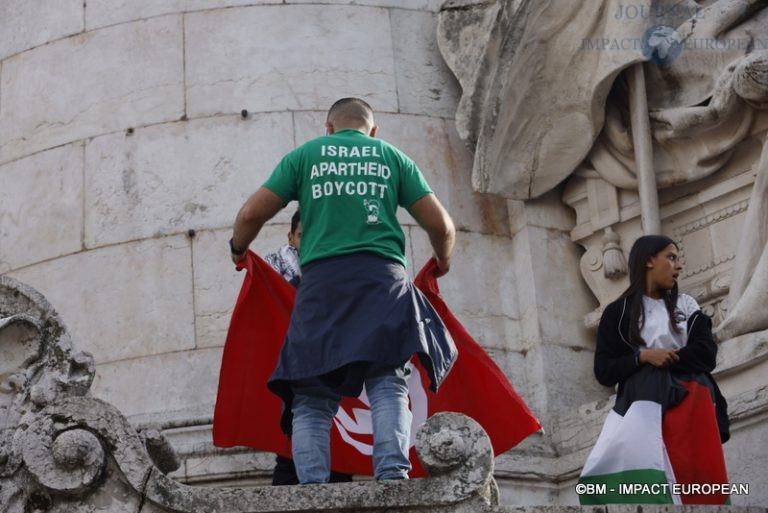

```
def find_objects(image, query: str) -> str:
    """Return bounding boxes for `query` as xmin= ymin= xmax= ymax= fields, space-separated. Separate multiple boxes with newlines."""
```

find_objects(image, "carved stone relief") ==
xmin=439 ymin=0 xmax=768 ymax=340
xmin=563 ymin=141 xmax=757 ymax=328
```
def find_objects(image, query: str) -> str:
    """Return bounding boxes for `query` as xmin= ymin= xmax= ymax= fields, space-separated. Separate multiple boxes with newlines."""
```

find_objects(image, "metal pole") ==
xmin=628 ymin=63 xmax=661 ymax=234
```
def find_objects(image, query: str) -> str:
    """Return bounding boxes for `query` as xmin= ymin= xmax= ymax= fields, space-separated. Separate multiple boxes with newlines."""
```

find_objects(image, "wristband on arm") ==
xmin=229 ymin=237 xmax=246 ymax=255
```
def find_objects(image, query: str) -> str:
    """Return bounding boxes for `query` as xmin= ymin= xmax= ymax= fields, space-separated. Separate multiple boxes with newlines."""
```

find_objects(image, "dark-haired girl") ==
xmin=579 ymin=235 xmax=729 ymax=505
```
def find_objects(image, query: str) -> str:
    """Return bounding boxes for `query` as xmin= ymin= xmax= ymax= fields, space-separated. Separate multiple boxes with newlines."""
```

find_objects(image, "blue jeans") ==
xmin=291 ymin=363 xmax=412 ymax=483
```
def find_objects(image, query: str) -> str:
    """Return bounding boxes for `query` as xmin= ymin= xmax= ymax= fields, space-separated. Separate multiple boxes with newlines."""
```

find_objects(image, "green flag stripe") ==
xmin=578 ymin=469 xmax=674 ymax=505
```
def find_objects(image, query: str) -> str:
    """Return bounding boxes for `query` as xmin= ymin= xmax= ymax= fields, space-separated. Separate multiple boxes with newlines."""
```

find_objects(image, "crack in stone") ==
xmin=136 ymin=466 xmax=154 ymax=513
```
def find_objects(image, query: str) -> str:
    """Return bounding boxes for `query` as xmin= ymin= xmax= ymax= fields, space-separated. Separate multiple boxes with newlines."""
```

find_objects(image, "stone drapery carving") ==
xmin=437 ymin=0 xmax=645 ymax=199
xmin=439 ymin=0 xmax=768 ymax=337
xmin=438 ymin=0 xmax=767 ymax=198
xmin=0 ymin=275 xmax=501 ymax=512
xmin=717 ymin=134 xmax=768 ymax=340
xmin=584 ymin=11 xmax=768 ymax=192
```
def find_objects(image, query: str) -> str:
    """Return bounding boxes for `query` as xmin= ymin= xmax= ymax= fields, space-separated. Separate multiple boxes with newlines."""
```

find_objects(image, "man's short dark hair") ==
xmin=327 ymin=98 xmax=374 ymax=126
xmin=290 ymin=209 xmax=301 ymax=234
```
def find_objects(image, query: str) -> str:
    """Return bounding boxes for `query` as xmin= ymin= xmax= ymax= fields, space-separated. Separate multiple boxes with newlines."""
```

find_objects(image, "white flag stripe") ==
xmin=581 ymin=401 xmax=667 ymax=477
xmin=662 ymin=438 xmax=682 ymax=505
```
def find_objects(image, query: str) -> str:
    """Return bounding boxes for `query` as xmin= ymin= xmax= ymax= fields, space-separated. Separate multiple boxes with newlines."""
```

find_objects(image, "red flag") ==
xmin=663 ymin=380 xmax=729 ymax=504
xmin=213 ymin=252 xmax=541 ymax=476
xmin=212 ymin=251 xmax=294 ymax=458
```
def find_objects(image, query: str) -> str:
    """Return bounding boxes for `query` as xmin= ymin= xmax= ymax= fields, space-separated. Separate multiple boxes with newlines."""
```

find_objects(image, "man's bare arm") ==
xmin=231 ymin=187 xmax=285 ymax=262
xmin=408 ymin=194 xmax=455 ymax=276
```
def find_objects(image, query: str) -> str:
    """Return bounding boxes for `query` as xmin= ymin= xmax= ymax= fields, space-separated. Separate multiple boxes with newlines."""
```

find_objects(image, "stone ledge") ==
xmin=8 ymin=396 xmax=499 ymax=512
xmin=124 ymin=377 xmax=768 ymax=489
xmin=716 ymin=329 xmax=768 ymax=377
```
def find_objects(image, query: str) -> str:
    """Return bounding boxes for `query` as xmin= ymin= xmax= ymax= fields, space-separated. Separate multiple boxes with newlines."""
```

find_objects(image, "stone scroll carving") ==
xmin=0 ymin=275 xmax=499 ymax=513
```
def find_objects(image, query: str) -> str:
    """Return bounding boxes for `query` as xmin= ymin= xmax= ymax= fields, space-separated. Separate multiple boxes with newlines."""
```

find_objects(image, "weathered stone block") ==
xmin=513 ymin=226 xmax=597 ymax=350
xmin=482 ymin=347 xmax=531 ymax=407
xmin=173 ymin=450 xmax=274 ymax=485
xmin=395 ymin=114 xmax=509 ymax=235
xmin=291 ymin=111 xmax=326 ymax=146
xmin=528 ymin=343 xmax=608 ymax=416
xmin=8 ymin=237 xmax=195 ymax=364
xmin=381 ymin=113 xmax=501 ymax=234
xmin=192 ymin=226 xmax=290 ymax=349
xmin=517 ymin=347 xmax=548 ymax=422
xmin=495 ymin=482 xmax=560 ymax=509
xmin=509 ymin=229 xmax=538 ymax=320
xmin=521 ymin=190 xmax=578 ymax=232
xmin=185 ymin=5 xmax=398 ymax=117
xmin=84 ymin=114 xmax=294 ymax=247
xmin=91 ymin=347 xmax=221 ymax=417
xmin=718 ymin=357 xmax=768 ymax=405
xmin=85 ymin=0 xmax=270 ymax=30
xmin=0 ymin=16 xmax=184 ymax=163
xmin=0 ymin=144 xmax=83 ymax=273
xmin=457 ymin=313 xmax=526 ymax=356
xmin=390 ymin=9 xmax=461 ymax=118
xmin=724 ymin=387 xmax=768 ymax=506
xmin=410 ymin=229 xmax=522 ymax=351
xmin=443 ymin=118 xmax=510 ymax=237
xmin=0 ymin=0 xmax=83 ymax=61
xmin=507 ymin=200 xmax=528 ymax=238
xmin=549 ymin=396 xmax=613 ymax=456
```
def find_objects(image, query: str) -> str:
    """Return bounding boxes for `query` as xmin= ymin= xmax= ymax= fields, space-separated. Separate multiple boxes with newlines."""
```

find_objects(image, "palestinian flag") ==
xmin=578 ymin=367 xmax=728 ymax=504
xmin=213 ymin=252 xmax=541 ymax=477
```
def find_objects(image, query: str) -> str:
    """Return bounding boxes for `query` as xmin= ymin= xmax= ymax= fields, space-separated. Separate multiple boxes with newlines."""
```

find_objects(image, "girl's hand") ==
xmin=639 ymin=348 xmax=680 ymax=368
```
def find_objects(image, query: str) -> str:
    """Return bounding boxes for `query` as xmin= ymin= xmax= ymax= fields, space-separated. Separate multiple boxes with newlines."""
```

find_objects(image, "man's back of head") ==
xmin=326 ymin=98 xmax=375 ymax=134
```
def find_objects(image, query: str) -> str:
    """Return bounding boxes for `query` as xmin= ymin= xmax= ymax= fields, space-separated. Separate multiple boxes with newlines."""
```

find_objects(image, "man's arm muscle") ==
xmin=408 ymin=193 xmax=455 ymax=276
xmin=231 ymin=187 xmax=285 ymax=258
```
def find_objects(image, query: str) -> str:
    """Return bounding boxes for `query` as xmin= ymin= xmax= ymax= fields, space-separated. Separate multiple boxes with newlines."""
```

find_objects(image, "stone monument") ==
xmin=2 ymin=0 xmax=768 ymax=507
xmin=438 ymin=0 xmax=768 ymax=505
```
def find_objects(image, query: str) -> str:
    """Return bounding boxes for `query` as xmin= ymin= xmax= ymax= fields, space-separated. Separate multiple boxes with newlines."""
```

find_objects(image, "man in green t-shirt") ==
xmin=230 ymin=98 xmax=456 ymax=484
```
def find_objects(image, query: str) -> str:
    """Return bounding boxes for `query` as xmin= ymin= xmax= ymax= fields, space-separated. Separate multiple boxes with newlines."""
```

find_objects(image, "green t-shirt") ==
xmin=263 ymin=129 xmax=432 ymax=267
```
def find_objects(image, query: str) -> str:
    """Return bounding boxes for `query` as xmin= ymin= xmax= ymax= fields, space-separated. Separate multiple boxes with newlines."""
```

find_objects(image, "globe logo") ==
xmin=641 ymin=24 xmax=683 ymax=65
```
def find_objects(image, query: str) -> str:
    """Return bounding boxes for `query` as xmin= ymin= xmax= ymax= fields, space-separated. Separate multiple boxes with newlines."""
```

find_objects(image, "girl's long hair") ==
xmin=619 ymin=235 xmax=680 ymax=346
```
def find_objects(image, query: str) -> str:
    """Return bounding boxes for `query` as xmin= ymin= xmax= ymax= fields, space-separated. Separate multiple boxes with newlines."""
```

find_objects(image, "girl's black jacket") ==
xmin=594 ymin=296 xmax=730 ymax=443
